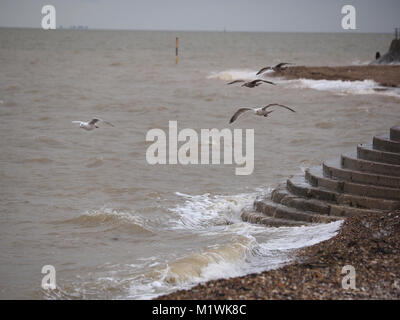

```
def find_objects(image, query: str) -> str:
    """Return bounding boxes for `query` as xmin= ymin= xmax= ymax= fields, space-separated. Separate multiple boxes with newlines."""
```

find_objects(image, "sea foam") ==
xmin=207 ymin=69 xmax=261 ymax=81
xmin=287 ymin=78 xmax=400 ymax=98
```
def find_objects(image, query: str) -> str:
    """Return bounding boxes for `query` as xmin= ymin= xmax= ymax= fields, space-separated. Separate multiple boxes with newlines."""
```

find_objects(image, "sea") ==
xmin=0 ymin=28 xmax=398 ymax=299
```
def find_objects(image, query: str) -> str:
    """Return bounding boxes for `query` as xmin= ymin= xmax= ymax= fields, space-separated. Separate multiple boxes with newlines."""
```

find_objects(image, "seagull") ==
xmin=227 ymin=79 xmax=276 ymax=87
xmin=229 ymin=103 xmax=296 ymax=124
xmin=256 ymin=63 xmax=293 ymax=75
xmin=72 ymin=118 xmax=114 ymax=131
xmin=242 ymin=79 xmax=276 ymax=88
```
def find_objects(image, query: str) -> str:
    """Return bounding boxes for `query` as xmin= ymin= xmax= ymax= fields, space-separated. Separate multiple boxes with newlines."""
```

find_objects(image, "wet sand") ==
xmin=269 ymin=65 xmax=400 ymax=87
xmin=158 ymin=210 xmax=400 ymax=300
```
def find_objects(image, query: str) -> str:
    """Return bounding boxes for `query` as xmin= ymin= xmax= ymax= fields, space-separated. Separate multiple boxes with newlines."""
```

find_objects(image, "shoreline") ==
xmin=156 ymin=69 xmax=400 ymax=300
xmin=157 ymin=210 xmax=400 ymax=300
xmin=154 ymin=69 xmax=400 ymax=300
xmin=268 ymin=65 xmax=400 ymax=87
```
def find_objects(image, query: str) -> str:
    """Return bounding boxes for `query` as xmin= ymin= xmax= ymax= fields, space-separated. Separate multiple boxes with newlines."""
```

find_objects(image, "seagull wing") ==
xmin=259 ymin=80 xmax=276 ymax=86
xmin=89 ymin=118 xmax=115 ymax=127
xmin=248 ymin=79 xmax=261 ymax=85
xmin=101 ymin=119 xmax=115 ymax=127
xmin=229 ymin=108 xmax=253 ymax=124
xmin=88 ymin=118 xmax=100 ymax=125
xmin=274 ymin=62 xmax=292 ymax=69
xmin=249 ymin=79 xmax=276 ymax=86
xmin=261 ymin=104 xmax=296 ymax=113
xmin=256 ymin=67 xmax=271 ymax=75
xmin=227 ymin=80 xmax=245 ymax=85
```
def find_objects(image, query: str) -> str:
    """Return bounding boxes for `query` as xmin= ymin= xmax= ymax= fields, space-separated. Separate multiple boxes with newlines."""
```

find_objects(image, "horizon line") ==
xmin=0 ymin=26 xmax=394 ymax=35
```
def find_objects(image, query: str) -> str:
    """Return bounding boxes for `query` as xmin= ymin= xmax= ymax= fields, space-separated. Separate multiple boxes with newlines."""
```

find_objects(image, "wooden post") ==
xmin=176 ymin=37 xmax=179 ymax=64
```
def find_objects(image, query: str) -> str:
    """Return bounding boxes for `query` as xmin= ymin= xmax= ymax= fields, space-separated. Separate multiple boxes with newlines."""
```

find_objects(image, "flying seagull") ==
xmin=256 ymin=63 xmax=293 ymax=75
xmin=229 ymin=103 xmax=296 ymax=124
xmin=242 ymin=79 xmax=276 ymax=88
xmin=227 ymin=79 xmax=276 ymax=87
xmin=72 ymin=118 xmax=115 ymax=131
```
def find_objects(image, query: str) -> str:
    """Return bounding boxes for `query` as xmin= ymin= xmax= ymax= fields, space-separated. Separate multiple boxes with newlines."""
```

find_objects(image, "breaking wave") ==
xmin=287 ymin=78 xmax=400 ymax=98
xmin=125 ymin=219 xmax=343 ymax=299
xmin=169 ymin=191 xmax=257 ymax=230
xmin=45 ymin=190 xmax=343 ymax=300
xmin=207 ymin=69 xmax=400 ymax=98
xmin=117 ymin=189 xmax=343 ymax=299
xmin=58 ymin=207 xmax=154 ymax=234
xmin=207 ymin=69 xmax=264 ymax=81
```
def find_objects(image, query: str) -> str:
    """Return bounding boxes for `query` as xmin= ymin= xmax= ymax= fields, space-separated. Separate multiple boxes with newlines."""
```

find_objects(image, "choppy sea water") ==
xmin=0 ymin=29 xmax=398 ymax=299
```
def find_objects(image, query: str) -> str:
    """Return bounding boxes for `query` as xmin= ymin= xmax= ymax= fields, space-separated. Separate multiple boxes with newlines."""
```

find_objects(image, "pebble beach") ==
xmin=158 ymin=209 xmax=400 ymax=300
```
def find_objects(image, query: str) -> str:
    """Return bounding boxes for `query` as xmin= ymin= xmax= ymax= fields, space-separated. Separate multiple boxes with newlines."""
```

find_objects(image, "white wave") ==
xmin=286 ymin=78 xmax=400 ymax=98
xmin=207 ymin=69 xmax=260 ymax=81
xmin=60 ymin=190 xmax=342 ymax=300
xmin=351 ymin=60 xmax=371 ymax=66
xmin=169 ymin=191 xmax=259 ymax=230
xmin=125 ymin=189 xmax=342 ymax=299
xmin=125 ymin=219 xmax=342 ymax=299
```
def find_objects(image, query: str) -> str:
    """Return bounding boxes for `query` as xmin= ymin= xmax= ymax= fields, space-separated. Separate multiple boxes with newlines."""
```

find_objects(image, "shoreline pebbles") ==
xmin=157 ymin=210 xmax=400 ymax=300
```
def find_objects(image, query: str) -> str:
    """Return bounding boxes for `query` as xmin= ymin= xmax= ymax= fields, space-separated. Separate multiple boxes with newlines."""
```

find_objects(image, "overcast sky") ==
xmin=0 ymin=0 xmax=398 ymax=33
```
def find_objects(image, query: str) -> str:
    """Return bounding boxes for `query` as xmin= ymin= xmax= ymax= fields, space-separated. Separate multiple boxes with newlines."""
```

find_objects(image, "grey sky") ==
xmin=0 ymin=0 xmax=398 ymax=32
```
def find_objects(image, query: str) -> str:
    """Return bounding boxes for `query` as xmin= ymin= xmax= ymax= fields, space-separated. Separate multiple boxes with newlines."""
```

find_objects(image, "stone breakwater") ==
xmin=242 ymin=125 xmax=400 ymax=227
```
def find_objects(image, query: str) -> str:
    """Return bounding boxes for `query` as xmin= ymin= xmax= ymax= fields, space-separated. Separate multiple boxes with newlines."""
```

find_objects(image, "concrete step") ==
xmin=323 ymin=158 xmax=400 ymax=189
xmin=357 ymin=144 xmax=400 ymax=165
xmin=390 ymin=125 xmax=400 ymax=142
xmin=241 ymin=209 xmax=307 ymax=227
xmin=286 ymin=175 xmax=400 ymax=211
xmin=305 ymin=166 xmax=400 ymax=200
xmin=373 ymin=134 xmax=400 ymax=153
xmin=271 ymin=187 xmax=384 ymax=218
xmin=341 ymin=152 xmax=400 ymax=177
xmin=254 ymin=197 xmax=342 ymax=223
xmin=272 ymin=187 xmax=330 ymax=215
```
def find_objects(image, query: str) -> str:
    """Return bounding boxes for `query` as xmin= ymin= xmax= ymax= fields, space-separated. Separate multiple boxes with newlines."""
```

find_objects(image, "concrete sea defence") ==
xmin=159 ymin=126 xmax=400 ymax=300
xmin=242 ymin=125 xmax=400 ymax=227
